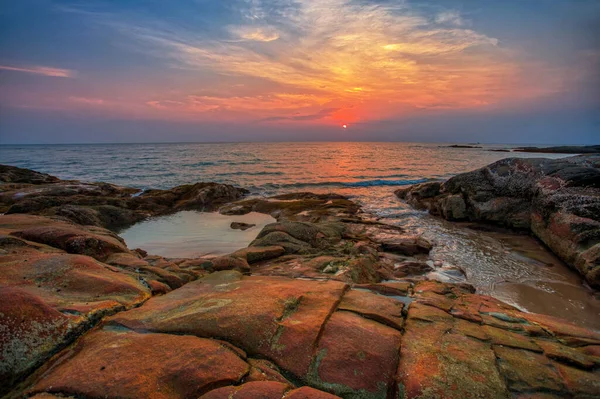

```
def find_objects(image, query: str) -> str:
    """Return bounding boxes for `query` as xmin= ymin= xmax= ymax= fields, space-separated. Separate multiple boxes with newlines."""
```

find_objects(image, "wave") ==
xmin=214 ymin=171 xmax=285 ymax=177
xmin=343 ymin=178 xmax=429 ymax=187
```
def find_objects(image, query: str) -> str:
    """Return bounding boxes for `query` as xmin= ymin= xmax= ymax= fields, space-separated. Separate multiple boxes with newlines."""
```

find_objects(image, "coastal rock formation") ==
xmin=17 ymin=273 xmax=600 ymax=399
xmin=396 ymin=155 xmax=600 ymax=288
xmin=0 ymin=164 xmax=248 ymax=230
xmin=2 ymin=165 xmax=600 ymax=398
xmin=515 ymin=145 xmax=600 ymax=154
xmin=219 ymin=192 xmax=361 ymax=222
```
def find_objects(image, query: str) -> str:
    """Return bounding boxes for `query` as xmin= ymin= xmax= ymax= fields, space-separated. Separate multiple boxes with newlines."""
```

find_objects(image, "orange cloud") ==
xmin=41 ymin=0 xmax=576 ymax=125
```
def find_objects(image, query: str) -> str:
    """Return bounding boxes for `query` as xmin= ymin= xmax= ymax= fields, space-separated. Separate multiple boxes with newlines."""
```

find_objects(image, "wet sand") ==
xmin=434 ymin=221 xmax=600 ymax=331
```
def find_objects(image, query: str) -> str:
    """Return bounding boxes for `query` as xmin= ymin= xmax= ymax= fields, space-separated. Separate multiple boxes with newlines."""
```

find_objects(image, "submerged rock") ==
xmin=396 ymin=155 xmax=600 ymax=288
xmin=230 ymin=221 xmax=256 ymax=230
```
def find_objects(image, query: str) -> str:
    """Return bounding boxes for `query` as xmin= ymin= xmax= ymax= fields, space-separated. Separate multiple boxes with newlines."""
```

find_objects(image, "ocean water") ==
xmin=2 ymin=142 xmax=598 ymax=329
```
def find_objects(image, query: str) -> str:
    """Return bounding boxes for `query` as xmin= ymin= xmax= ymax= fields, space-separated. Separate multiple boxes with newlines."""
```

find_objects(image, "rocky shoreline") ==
xmin=1 ymin=163 xmax=599 ymax=398
xmin=396 ymin=155 xmax=600 ymax=289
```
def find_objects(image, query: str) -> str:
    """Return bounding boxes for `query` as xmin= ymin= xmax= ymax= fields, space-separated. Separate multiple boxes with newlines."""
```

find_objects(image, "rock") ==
xmin=231 ymin=245 xmax=286 ymax=264
xmin=514 ymin=145 xmax=600 ymax=154
xmin=378 ymin=236 xmax=432 ymax=256
xmin=396 ymin=155 xmax=600 ymax=287
xmin=308 ymin=311 xmax=402 ymax=398
xmin=0 ymin=164 xmax=248 ymax=230
xmin=398 ymin=308 xmax=508 ymax=399
xmin=4 ymin=165 xmax=600 ymax=398
xmin=219 ymin=193 xmax=361 ymax=222
xmin=200 ymin=383 xmax=341 ymax=399
xmin=392 ymin=261 xmax=433 ymax=278
xmin=0 ymin=214 xmax=132 ymax=261
xmin=107 ymin=272 xmax=348 ymax=381
xmin=230 ymin=221 xmax=256 ymax=230
xmin=338 ymin=289 xmax=404 ymax=330
xmin=0 ymin=165 xmax=59 ymax=185
xmin=200 ymin=382 xmax=289 ymax=399
xmin=8 ymin=273 xmax=600 ymax=398
xmin=246 ymin=358 xmax=294 ymax=384
xmin=0 ymin=250 xmax=149 ymax=394
xmin=28 ymin=327 xmax=250 ymax=399
xmin=206 ymin=255 xmax=251 ymax=273
xmin=493 ymin=346 xmax=565 ymax=393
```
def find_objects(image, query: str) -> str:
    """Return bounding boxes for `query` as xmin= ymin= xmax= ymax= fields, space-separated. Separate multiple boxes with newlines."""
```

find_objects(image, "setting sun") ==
xmin=342 ymin=124 xmax=348 ymax=129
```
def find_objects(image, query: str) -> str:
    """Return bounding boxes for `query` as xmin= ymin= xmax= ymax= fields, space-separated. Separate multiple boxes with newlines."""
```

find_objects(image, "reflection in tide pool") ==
xmin=119 ymin=211 xmax=276 ymax=258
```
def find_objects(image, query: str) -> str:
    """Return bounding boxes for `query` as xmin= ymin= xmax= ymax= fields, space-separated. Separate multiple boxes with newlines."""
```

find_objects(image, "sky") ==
xmin=0 ymin=0 xmax=599 ymax=144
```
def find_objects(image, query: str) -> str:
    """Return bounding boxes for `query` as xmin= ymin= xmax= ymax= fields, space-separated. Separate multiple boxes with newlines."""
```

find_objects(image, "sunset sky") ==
xmin=0 ymin=0 xmax=598 ymax=144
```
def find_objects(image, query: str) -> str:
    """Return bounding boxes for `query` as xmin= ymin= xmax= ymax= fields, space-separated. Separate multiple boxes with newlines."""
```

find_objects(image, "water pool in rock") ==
xmin=119 ymin=211 xmax=276 ymax=258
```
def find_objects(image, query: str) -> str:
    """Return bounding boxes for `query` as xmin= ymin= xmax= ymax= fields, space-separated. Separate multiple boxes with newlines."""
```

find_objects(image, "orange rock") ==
xmin=246 ymin=358 xmax=294 ymax=384
xmin=524 ymin=312 xmax=600 ymax=346
xmin=356 ymin=281 xmax=412 ymax=296
xmin=553 ymin=361 xmax=600 ymax=397
xmin=483 ymin=325 xmax=542 ymax=352
xmin=0 ymin=249 xmax=149 ymax=395
xmin=29 ymin=328 xmax=250 ymax=399
xmin=493 ymin=346 xmax=565 ymax=393
xmin=0 ymin=287 xmax=72 ymax=391
xmin=398 ymin=316 xmax=507 ymax=399
xmin=200 ymin=383 xmax=342 ymax=399
xmin=338 ymin=289 xmax=404 ymax=330
xmin=308 ymin=311 xmax=401 ymax=398
xmin=107 ymin=272 xmax=347 ymax=380
xmin=535 ymin=339 xmax=596 ymax=369
xmin=1 ymin=214 xmax=130 ymax=261
xmin=201 ymin=381 xmax=289 ymax=399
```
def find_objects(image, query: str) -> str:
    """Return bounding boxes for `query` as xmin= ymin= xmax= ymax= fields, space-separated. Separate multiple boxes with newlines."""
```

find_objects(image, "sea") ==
xmin=1 ymin=142 xmax=598 ymax=329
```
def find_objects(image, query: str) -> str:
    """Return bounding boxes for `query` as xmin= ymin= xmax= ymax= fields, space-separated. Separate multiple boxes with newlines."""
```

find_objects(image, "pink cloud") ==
xmin=69 ymin=96 xmax=105 ymax=105
xmin=0 ymin=65 xmax=75 ymax=78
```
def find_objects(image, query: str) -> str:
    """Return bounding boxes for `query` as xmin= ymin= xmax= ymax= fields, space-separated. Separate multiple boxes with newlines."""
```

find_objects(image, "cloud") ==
xmin=0 ymin=65 xmax=75 ymax=78
xmin=435 ymin=11 xmax=464 ymax=26
xmin=259 ymin=107 xmax=339 ymax=121
xmin=229 ymin=25 xmax=280 ymax=42
xmin=53 ymin=0 xmax=568 ymax=123
xmin=69 ymin=97 xmax=105 ymax=105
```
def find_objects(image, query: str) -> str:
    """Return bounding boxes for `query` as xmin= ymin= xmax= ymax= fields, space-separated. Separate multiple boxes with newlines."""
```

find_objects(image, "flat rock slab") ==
xmin=0 ymin=214 xmax=131 ymax=261
xmin=28 ymin=328 xmax=250 ymax=399
xmin=10 ymin=278 xmax=600 ymax=399
xmin=108 ymin=271 xmax=348 ymax=380
xmin=0 ymin=247 xmax=150 ymax=392
xmin=308 ymin=311 xmax=401 ymax=398
xmin=201 ymin=382 xmax=341 ymax=399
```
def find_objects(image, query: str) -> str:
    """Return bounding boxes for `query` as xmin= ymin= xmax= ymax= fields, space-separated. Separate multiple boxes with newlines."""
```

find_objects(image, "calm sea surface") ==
xmin=1 ymin=142 xmax=598 ymax=329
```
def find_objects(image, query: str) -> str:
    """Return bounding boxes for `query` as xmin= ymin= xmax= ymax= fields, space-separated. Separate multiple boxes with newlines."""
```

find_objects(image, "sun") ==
xmin=342 ymin=124 xmax=348 ymax=129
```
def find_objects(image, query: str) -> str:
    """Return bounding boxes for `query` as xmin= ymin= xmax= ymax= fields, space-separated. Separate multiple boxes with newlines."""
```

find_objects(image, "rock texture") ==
xmin=18 ymin=273 xmax=600 ymax=399
xmin=396 ymin=155 xmax=600 ymax=288
xmin=2 ymin=165 xmax=600 ymax=398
